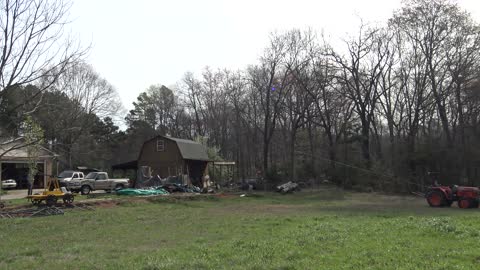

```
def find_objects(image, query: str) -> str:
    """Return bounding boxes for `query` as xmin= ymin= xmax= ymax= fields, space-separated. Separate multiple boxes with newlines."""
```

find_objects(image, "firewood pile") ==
xmin=276 ymin=181 xmax=300 ymax=194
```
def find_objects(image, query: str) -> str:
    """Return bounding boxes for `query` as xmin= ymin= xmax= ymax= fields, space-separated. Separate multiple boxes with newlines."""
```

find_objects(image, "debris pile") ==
xmin=134 ymin=174 xmax=205 ymax=194
xmin=117 ymin=183 xmax=206 ymax=196
xmin=162 ymin=183 xmax=200 ymax=193
xmin=137 ymin=175 xmax=163 ymax=188
xmin=0 ymin=206 xmax=64 ymax=218
xmin=276 ymin=181 xmax=300 ymax=194
xmin=0 ymin=202 xmax=95 ymax=219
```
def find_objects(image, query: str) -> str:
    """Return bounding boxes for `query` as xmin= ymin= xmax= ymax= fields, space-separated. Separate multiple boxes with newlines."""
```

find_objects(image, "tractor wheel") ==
xmin=458 ymin=199 xmax=471 ymax=209
xmin=46 ymin=195 xmax=57 ymax=207
xmin=426 ymin=190 xmax=446 ymax=207
xmin=81 ymin=185 xmax=91 ymax=195
xmin=31 ymin=199 xmax=42 ymax=206
xmin=63 ymin=193 xmax=74 ymax=205
xmin=471 ymin=199 xmax=479 ymax=208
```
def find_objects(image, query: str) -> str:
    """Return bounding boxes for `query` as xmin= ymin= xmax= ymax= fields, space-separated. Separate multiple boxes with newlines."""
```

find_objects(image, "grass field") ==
xmin=1 ymin=188 xmax=480 ymax=270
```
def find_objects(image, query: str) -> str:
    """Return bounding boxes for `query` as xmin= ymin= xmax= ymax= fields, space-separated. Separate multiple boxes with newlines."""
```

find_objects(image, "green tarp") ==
xmin=116 ymin=188 xmax=169 ymax=196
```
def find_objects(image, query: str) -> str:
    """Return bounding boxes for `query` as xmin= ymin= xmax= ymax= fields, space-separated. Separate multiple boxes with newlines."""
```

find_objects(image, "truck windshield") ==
xmin=85 ymin=172 xmax=98 ymax=179
xmin=58 ymin=171 xmax=73 ymax=178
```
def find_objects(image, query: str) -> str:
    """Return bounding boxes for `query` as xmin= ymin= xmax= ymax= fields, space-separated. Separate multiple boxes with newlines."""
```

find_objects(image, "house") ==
xmin=112 ymin=135 xmax=210 ymax=188
xmin=0 ymin=138 xmax=58 ymax=189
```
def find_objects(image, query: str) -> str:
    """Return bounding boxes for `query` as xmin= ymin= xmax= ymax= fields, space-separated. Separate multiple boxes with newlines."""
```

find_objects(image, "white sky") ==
xmin=68 ymin=0 xmax=480 ymax=112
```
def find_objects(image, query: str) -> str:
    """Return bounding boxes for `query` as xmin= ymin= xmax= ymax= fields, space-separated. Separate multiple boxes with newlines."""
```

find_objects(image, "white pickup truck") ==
xmin=67 ymin=172 xmax=130 ymax=195
xmin=58 ymin=171 xmax=84 ymax=187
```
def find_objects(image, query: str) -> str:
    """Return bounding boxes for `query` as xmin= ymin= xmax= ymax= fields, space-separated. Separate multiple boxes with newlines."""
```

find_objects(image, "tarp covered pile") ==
xmin=116 ymin=187 xmax=169 ymax=196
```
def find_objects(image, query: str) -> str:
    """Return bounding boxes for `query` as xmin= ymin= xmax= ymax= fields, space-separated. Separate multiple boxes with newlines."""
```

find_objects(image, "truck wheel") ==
xmin=426 ymin=190 xmax=446 ymax=207
xmin=81 ymin=185 xmax=91 ymax=195
xmin=115 ymin=184 xmax=124 ymax=191
xmin=46 ymin=195 xmax=57 ymax=207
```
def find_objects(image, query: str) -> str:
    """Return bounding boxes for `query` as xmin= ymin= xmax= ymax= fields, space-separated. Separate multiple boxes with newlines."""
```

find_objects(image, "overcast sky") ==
xmin=68 ymin=0 xmax=480 ymax=112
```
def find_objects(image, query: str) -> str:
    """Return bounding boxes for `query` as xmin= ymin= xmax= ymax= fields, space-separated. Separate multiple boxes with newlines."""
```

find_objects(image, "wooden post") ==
xmin=212 ymin=162 xmax=215 ymax=183
xmin=186 ymin=163 xmax=190 ymax=183
xmin=44 ymin=161 xmax=47 ymax=189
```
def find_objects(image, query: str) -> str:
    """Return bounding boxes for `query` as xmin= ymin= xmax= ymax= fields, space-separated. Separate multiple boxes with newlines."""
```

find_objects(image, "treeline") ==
xmin=1 ymin=62 xmax=125 ymax=170
xmin=126 ymin=0 xmax=480 ymax=190
xmin=2 ymin=0 xmax=480 ymax=192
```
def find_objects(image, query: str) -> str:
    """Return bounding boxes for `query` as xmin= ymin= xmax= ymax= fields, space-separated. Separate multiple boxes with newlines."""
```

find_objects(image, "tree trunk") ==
xmin=306 ymin=120 xmax=316 ymax=181
xmin=428 ymin=62 xmax=453 ymax=148
xmin=361 ymin=118 xmax=371 ymax=168
xmin=290 ymin=130 xmax=296 ymax=181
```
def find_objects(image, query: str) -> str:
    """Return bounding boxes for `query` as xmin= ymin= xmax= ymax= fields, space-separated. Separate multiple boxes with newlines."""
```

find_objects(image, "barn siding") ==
xmin=138 ymin=138 xmax=186 ymax=178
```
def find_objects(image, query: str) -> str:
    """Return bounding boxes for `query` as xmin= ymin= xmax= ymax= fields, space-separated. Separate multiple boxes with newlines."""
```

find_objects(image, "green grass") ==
xmin=1 ymin=189 xmax=480 ymax=270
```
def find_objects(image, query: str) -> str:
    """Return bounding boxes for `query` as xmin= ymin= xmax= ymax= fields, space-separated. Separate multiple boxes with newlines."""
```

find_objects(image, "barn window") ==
xmin=156 ymin=139 xmax=165 ymax=152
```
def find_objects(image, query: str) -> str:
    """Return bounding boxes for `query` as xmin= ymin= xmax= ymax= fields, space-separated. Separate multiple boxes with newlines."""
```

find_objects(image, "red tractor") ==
xmin=426 ymin=185 xmax=479 ymax=209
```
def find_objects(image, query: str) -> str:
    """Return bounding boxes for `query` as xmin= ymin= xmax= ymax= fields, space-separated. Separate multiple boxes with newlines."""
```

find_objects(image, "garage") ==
xmin=1 ymin=162 xmax=46 ymax=189
xmin=0 ymin=138 xmax=58 ymax=189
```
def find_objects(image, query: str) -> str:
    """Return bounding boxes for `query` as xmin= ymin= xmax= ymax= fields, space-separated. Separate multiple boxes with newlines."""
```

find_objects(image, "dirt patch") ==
xmin=91 ymin=200 xmax=119 ymax=208
xmin=0 ymin=191 xmax=438 ymax=218
xmin=214 ymin=193 xmax=238 ymax=198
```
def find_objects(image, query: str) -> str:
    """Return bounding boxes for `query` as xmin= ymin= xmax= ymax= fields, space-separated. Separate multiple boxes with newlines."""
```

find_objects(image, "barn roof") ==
xmin=165 ymin=136 xmax=210 ymax=161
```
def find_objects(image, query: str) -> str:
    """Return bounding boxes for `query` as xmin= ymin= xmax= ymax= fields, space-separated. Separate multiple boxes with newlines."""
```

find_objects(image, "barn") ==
xmin=112 ymin=135 xmax=210 ymax=188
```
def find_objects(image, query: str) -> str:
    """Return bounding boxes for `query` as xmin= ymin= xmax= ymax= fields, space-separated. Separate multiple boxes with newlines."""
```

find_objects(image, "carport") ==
xmin=0 ymin=139 xmax=58 ymax=189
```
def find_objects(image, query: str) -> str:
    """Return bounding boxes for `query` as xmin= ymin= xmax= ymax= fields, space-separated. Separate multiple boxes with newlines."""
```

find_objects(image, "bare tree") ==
xmin=0 ymin=0 xmax=86 ymax=156
xmin=179 ymin=72 xmax=204 ymax=137
xmin=392 ymin=0 xmax=479 ymax=148
xmin=248 ymin=31 xmax=302 ymax=180
xmin=49 ymin=62 xmax=122 ymax=167
xmin=329 ymin=23 xmax=390 ymax=168
xmin=24 ymin=115 xmax=44 ymax=195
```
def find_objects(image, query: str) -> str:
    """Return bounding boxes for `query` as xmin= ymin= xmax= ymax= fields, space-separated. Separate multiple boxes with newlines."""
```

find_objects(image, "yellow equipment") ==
xmin=26 ymin=177 xmax=74 ymax=206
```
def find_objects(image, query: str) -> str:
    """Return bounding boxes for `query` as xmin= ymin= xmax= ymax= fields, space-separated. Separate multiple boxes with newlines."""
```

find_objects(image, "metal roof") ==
xmin=164 ymin=136 xmax=210 ymax=161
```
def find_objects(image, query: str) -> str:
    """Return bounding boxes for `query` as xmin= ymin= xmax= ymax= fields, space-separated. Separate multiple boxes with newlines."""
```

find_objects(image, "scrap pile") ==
xmin=162 ymin=183 xmax=201 ymax=193
xmin=0 ymin=206 xmax=64 ymax=218
xmin=122 ymin=173 xmax=206 ymax=196
xmin=137 ymin=175 xmax=163 ymax=188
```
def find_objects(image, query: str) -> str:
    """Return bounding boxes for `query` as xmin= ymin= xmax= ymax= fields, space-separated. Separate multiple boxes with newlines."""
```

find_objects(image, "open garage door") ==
xmin=0 ymin=162 xmax=45 ymax=189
